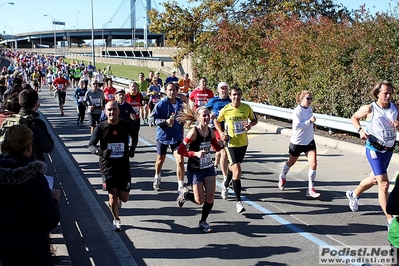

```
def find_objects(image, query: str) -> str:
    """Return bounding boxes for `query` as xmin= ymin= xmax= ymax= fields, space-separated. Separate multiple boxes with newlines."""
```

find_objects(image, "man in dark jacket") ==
xmin=18 ymin=89 xmax=54 ymax=162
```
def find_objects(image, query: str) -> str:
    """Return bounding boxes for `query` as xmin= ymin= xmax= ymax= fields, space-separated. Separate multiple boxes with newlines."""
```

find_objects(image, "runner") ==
xmin=346 ymin=80 xmax=398 ymax=229
xmin=277 ymin=90 xmax=321 ymax=199
xmin=215 ymin=86 xmax=258 ymax=213
xmin=52 ymin=72 xmax=69 ymax=116
xmin=88 ymin=101 xmax=137 ymax=232
xmin=176 ymin=106 xmax=224 ymax=233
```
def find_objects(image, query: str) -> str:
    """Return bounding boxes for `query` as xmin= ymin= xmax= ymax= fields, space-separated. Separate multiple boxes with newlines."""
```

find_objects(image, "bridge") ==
xmin=1 ymin=28 xmax=164 ymax=49
xmin=1 ymin=0 xmax=165 ymax=49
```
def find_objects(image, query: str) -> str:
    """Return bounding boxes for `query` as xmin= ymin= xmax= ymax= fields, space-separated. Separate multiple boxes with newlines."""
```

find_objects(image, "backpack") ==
xmin=0 ymin=114 xmax=34 ymax=154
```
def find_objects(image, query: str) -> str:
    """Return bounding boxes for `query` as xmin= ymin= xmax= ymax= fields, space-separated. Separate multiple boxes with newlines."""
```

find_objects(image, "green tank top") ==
xmin=389 ymin=217 xmax=399 ymax=247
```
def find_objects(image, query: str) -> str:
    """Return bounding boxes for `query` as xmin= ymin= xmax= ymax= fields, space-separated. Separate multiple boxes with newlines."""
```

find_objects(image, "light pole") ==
xmin=102 ymin=20 xmax=111 ymax=57
xmin=4 ymin=25 xmax=14 ymax=49
xmin=44 ymin=14 xmax=56 ymax=53
xmin=0 ymin=2 xmax=14 ymax=8
xmin=90 ymin=0 xmax=95 ymax=68
xmin=67 ymin=26 xmax=75 ymax=48
xmin=76 ymin=12 xmax=80 ymax=29
xmin=27 ymin=25 xmax=33 ymax=49
xmin=132 ymin=16 xmax=145 ymax=47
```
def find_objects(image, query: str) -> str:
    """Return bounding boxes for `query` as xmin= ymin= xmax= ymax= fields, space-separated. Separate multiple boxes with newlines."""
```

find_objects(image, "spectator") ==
xmin=0 ymin=125 xmax=60 ymax=266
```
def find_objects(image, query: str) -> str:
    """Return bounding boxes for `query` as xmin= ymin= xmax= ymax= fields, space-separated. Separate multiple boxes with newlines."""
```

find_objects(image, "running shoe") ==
xmin=177 ymin=187 xmax=189 ymax=207
xmin=112 ymin=219 xmax=122 ymax=232
xmin=153 ymin=177 xmax=161 ymax=191
xmin=278 ymin=174 xmax=286 ymax=190
xmin=236 ymin=201 xmax=246 ymax=213
xmin=199 ymin=221 xmax=213 ymax=233
xmin=306 ymin=188 xmax=321 ymax=198
xmin=346 ymin=190 xmax=358 ymax=212
xmin=221 ymin=181 xmax=229 ymax=200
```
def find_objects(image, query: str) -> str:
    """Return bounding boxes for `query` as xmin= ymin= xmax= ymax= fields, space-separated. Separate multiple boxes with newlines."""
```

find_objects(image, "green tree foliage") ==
xmin=150 ymin=0 xmax=399 ymax=117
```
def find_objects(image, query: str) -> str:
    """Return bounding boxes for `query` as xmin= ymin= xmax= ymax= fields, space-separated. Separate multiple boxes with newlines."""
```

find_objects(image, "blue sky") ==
xmin=1 ymin=0 xmax=396 ymax=35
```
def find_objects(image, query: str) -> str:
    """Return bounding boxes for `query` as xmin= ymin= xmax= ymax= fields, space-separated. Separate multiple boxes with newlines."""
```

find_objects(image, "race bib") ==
xmin=92 ymin=98 xmax=100 ymax=106
xmin=107 ymin=94 xmax=114 ymax=100
xmin=78 ymin=96 xmax=84 ymax=102
xmin=57 ymin=84 xmax=65 ymax=90
xmin=199 ymin=142 xmax=213 ymax=169
xmin=383 ymin=128 xmax=396 ymax=147
xmin=233 ymin=121 xmax=247 ymax=135
xmin=107 ymin=143 xmax=124 ymax=158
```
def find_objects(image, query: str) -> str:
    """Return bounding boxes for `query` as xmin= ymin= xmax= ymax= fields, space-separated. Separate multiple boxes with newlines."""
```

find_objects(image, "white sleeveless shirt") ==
xmin=366 ymin=102 xmax=398 ymax=149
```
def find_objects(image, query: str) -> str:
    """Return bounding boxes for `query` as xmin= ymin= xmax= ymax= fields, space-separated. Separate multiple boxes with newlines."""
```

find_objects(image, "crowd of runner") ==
xmin=1 ymin=48 xmax=399 ymax=264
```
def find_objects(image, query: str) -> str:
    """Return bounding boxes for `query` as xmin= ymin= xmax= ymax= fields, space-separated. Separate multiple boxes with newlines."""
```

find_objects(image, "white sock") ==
xmin=308 ymin=169 xmax=316 ymax=189
xmin=178 ymin=180 xmax=184 ymax=189
xmin=281 ymin=164 xmax=290 ymax=179
xmin=154 ymin=173 xmax=161 ymax=179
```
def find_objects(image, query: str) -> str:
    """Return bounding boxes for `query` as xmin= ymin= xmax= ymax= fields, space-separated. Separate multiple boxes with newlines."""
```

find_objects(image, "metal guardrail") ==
xmin=244 ymin=101 xmax=367 ymax=135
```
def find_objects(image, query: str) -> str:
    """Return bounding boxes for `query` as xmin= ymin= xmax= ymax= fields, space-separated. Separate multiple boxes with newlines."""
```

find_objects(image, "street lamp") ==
xmin=76 ymin=12 xmax=80 ymax=29
xmin=4 ymin=25 xmax=14 ymax=49
xmin=67 ymin=26 xmax=75 ymax=48
xmin=132 ymin=16 xmax=145 ymax=47
xmin=27 ymin=25 xmax=34 ymax=49
xmin=102 ymin=20 xmax=112 ymax=57
xmin=0 ymin=2 xmax=14 ymax=8
xmin=90 ymin=0 xmax=95 ymax=69
xmin=44 ymin=14 xmax=56 ymax=53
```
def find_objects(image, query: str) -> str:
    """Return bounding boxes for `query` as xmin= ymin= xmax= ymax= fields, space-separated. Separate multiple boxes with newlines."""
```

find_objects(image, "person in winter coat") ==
xmin=0 ymin=125 xmax=60 ymax=266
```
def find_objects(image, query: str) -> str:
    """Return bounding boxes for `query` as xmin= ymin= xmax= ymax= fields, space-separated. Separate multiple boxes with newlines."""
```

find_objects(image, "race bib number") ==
xmin=199 ymin=142 xmax=213 ymax=169
xmin=197 ymin=99 xmax=207 ymax=107
xmin=383 ymin=128 xmax=396 ymax=147
xmin=107 ymin=94 xmax=114 ymax=100
xmin=233 ymin=121 xmax=247 ymax=135
xmin=92 ymin=98 xmax=100 ymax=106
xmin=107 ymin=143 xmax=124 ymax=158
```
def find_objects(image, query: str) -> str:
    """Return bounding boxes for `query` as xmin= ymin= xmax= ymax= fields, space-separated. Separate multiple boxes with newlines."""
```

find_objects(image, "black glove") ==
xmin=96 ymin=148 xmax=112 ymax=158
xmin=128 ymin=146 xmax=135 ymax=158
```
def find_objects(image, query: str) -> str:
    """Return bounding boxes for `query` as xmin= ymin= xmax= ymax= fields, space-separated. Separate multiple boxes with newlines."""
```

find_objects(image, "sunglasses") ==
xmin=306 ymin=97 xmax=313 ymax=100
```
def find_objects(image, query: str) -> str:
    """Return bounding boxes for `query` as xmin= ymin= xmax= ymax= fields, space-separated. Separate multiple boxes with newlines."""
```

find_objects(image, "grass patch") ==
xmin=64 ymin=59 xmax=168 ymax=82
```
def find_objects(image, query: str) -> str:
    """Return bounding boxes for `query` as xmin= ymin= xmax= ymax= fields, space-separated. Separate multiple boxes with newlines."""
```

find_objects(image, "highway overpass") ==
xmin=1 ymin=28 xmax=164 ymax=48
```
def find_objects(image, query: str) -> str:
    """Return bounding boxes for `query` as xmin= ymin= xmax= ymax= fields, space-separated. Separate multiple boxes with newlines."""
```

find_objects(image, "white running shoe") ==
xmin=306 ymin=188 xmax=321 ymax=198
xmin=221 ymin=181 xmax=229 ymax=200
xmin=346 ymin=190 xmax=358 ymax=212
xmin=278 ymin=174 xmax=286 ymax=190
xmin=153 ymin=177 xmax=161 ymax=191
xmin=236 ymin=201 xmax=246 ymax=214
xmin=112 ymin=219 xmax=121 ymax=232
xmin=177 ymin=187 xmax=189 ymax=207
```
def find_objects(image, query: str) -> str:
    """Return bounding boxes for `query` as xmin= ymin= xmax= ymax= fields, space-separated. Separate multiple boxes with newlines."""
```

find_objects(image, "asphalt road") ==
xmin=37 ymin=85 xmax=398 ymax=266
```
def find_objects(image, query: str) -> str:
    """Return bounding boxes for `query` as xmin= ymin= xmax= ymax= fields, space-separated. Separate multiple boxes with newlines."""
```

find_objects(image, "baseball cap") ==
xmin=155 ymin=71 xmax=160 ymax=74
xmin=116 ymin=88 xmax=125 ymax=94
xmin=218 ymin=82 xmax=229 ymax=89
xmin=172 ymin=70 xmax=176 ymax=73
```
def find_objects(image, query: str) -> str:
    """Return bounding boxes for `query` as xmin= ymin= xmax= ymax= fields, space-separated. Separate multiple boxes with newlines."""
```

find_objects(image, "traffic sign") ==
xmin=53 ymin=21 xmax=65 ymax=26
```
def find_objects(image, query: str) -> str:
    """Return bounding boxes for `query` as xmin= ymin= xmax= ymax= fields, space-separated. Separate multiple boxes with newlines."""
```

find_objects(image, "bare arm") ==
xmin=351 ymin=104 xmax=372 ymax=140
